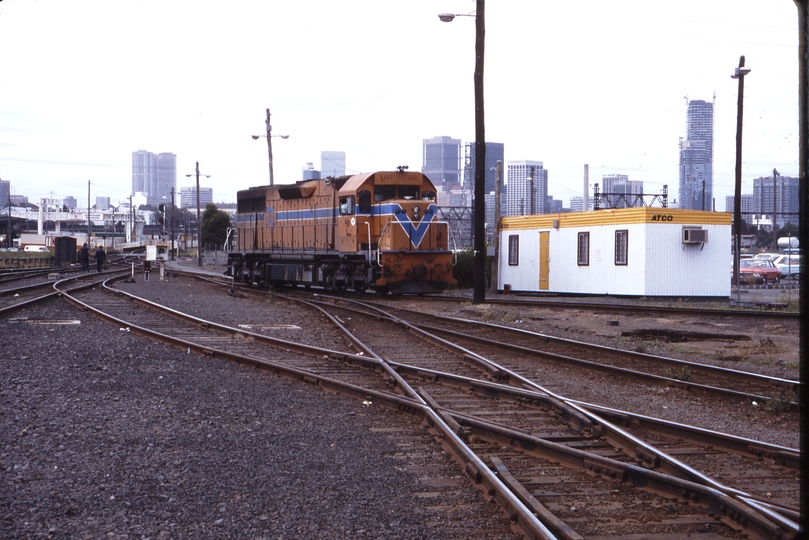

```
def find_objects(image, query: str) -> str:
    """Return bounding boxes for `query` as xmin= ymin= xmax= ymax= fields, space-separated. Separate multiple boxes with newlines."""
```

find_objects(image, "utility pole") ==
xmin=266 ymin=108 xmax=275 ymax=186
xmin=472 ymin=0 xmax=486 ymax=305
xmin=185 ymin=162 xmax=210 ymax=267
xmin=7 ymin=193 xmax=11 ymax=249
xmin=171 ymin=187 xmax=176 ymax=261
xmin=87 ymin=180 xmax=91 ymax=246
xmin=490 ymin=160 xmax=502 ymax=295
xmin=196 ymin=162 xmax=202 ymax=266
xmin=731 ymin=55 xmax=750 ymax=302
xmin=772 ymin=168 xmax=778 ymax=250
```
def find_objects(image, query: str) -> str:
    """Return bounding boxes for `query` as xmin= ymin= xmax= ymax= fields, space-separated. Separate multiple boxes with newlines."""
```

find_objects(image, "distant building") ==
xmin=422 ymin=136 xmax=461 ymax=187
xmin=320 ymin=151 xmax=346 ymax=178
xmin=465 ymin=141 xmax=505 ymax=194
xmin=62 ymin=196 xmax=76 ymax=209
xmin=752 ymin=173 xmax=799 ymax=227
xmin=725 ymin=194 xmax=755 ymax=224
xmin=0 ymin=179 xmax=9 ymax=206
xmin=506 ymin=161 xmax=548 ymax=217
xmin=678 ymin=99 xmax=714 ymax=210
xmin=132 ymin=150 xmax=176 ymax=206
xmin=179 ymin=186 xmax=213 ymax=208
xmin=302 ymin=162 xmax=321 ymax=180
xmin=96 ymin=197 xmax=111 ymax=211
xmin=598 ymin=174 xmax=645 ymax=208
xmin=569 ymin=196 xmax=592 ymax=212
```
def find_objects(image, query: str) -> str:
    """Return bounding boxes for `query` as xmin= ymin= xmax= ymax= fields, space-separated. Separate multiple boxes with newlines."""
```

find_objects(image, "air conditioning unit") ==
xmin=682 ymin=228 xmax=708 ymax=244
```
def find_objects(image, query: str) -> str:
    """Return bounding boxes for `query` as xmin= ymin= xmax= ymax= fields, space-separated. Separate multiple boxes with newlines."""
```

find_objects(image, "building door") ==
xmin=539 ymin=231 xmax=549 ymax=290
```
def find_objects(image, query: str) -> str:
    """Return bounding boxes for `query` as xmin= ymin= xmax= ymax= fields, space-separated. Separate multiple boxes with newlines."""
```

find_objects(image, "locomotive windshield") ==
xmin=399 ymin=186 xmax=419 ymax=200
xmin=374 ymin=185 xmax=421 ymax=202
xmin=374 ymin=185 xmax=396 ymax=202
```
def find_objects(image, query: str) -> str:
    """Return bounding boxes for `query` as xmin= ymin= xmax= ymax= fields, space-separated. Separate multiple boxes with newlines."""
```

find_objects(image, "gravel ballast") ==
xmin=1 ymin=298 xmax=519 ymax=539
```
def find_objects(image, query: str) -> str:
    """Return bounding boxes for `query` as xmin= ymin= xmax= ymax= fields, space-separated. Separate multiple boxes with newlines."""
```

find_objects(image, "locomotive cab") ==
xmin=337 ymin=170 xmax=455 ymax=294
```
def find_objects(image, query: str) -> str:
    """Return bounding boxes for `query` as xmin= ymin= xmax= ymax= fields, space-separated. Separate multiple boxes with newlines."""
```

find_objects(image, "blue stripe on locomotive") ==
xmin=259 ymin=202 xmax=440 ymax=249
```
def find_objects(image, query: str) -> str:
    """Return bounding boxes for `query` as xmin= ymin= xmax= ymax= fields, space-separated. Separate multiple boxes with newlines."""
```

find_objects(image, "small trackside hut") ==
xmin=229 ymin=170 xmax=456 ymax=295
xmin=497 ymin=208 xmax=731 ymax=297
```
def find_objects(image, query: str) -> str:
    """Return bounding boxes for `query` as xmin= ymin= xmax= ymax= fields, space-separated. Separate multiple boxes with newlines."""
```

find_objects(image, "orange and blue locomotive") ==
xmin=228 ymin=168 xmax=456 ymax=294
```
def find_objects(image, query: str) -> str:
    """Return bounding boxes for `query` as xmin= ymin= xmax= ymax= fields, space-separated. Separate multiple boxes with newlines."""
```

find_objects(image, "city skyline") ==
xmin=0 ymin=1 xmax=798 ymax=211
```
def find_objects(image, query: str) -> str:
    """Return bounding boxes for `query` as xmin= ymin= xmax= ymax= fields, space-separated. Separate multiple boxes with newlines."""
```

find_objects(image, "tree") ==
xmin=200 ymin=203 xmax=231 ymax=248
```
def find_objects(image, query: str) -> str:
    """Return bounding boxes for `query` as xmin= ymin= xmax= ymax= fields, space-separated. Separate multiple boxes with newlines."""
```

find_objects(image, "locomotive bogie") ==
xmin=228 ymin=170 xmax=457 ymax=294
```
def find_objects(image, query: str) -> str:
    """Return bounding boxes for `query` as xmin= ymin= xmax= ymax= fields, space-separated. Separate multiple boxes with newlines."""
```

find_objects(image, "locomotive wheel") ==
xmin=374 ymin=286 xmax=389 ymax=296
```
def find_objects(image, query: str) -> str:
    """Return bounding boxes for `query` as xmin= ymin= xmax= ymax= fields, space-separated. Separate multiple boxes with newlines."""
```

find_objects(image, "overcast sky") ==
xmin=0 ymin=0 xmax=799 ymax=210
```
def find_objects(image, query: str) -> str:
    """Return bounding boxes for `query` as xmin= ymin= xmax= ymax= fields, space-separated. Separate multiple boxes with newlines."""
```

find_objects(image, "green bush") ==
xmin=451 ymin=249 xmax=492 ymax=289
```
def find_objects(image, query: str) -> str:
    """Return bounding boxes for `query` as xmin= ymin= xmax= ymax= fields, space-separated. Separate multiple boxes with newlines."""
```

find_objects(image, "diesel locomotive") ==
xmin=227 ymin=168 xmax=456 ymax=294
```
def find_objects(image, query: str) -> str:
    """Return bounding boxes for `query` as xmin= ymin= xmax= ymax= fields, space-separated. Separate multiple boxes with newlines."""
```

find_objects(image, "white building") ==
xmin=506 ymin=161 xmax=547 ymax=216
xmin=498 ymin=207 xmax=731 ymax=297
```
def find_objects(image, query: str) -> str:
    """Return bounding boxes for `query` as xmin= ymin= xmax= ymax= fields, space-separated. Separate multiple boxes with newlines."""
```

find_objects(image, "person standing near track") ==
xmin=95 ymin=245 xmax=106 ymax=273
xmin=80 ymin=243 xmax=90 ymax=272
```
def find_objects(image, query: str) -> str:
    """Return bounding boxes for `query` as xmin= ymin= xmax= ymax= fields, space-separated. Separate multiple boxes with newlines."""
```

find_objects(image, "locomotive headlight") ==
xmin=413 ymin=206 xmax=420 ymax=214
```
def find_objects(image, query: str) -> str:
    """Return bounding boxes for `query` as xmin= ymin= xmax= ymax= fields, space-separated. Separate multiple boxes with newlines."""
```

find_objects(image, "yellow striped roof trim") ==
xmin=500 ymin=208 xmax=732 ymax=230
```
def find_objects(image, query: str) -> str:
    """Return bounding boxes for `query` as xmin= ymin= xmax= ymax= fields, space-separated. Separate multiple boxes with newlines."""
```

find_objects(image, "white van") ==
xmin=23 ymin=245 xmax=50 ymax=253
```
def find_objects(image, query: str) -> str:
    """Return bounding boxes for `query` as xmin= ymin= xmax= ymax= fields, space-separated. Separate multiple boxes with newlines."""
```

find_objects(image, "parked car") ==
xmin=773 ymin=254 xmax=801 ymax=280
xmin=753 ymin=253 xmax=780 ymax=261
xmin=735 ymin=259 xmax=782 ymax=284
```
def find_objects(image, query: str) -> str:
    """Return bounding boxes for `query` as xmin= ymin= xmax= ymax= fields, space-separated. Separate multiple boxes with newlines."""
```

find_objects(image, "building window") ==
xmin=615 ymin=230 xmax=628 ymax=265
xmin=577 ymin=232 xmax=590 ymax=266
xmin=508 ymin=235 xmax=519 ymax=265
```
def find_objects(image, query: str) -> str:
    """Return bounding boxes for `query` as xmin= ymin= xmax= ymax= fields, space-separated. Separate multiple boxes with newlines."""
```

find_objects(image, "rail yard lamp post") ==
xmin=186 ymin=162 xmax=211 ymax=267
xmin=439 ymin=0 xmax=487 ymax=305
xmin=252 ymin=108 xmax=289 ymax=187
xmin=731 ymin=56 xmax=750 ymax=302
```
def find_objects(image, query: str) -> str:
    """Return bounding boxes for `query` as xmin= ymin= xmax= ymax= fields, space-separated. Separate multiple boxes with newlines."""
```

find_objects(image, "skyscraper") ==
xmin=465 ymin=141 xmax=504 ymax=194
xmin=321 ymin=151 xmax=346 ymax=178
xmin=678 ymin=99 xmax=714 ymax=210
xmin=132 ymin=150 xmax=176 ymax=206
xmin=422 ymin=136 xmax=461 ymax=187
xmin=506 ymin=161 xmax=548 ymax=216
xmin=0 ymin=179 xmax=9 ymax=207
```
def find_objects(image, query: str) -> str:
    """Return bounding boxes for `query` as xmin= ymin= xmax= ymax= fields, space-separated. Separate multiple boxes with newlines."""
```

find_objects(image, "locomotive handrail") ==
xmin=358 ymin=220 xmax=372 ymax=263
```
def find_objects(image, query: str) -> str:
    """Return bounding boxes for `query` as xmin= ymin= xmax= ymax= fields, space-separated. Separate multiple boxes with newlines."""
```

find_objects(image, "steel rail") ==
xmin=93 ymin=272 xmax=799 ymax=538
xmin=386 ymin=357 xmax=800 ymax=523
xmin=305 ymin=296 xmax=798 ymax=537
xmin=419 ymin=293 xmax=800 ymax=319
xmin=58 ymin=276 xmax=556 ymax=540
xmin=308 ymin=295 xmax=798 ymax=408
xmin=0 ymin=269 xmax=131 ymax=316
xmin=378 ymin=301 xmax=799 ymax=387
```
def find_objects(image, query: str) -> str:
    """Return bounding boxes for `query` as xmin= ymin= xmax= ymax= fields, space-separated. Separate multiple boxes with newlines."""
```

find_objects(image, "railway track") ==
xmin=45 ymin=272 xmax=799 ymax=539
xmin=0 ymin=267 xmax=131 ymax=315
xmin=322 ymin=297 xmax=799 ymax=408
xmin=429 ymin=293 xmax=801 ymax=320
xmin=300 ymin=295 xmax=800 ymax=534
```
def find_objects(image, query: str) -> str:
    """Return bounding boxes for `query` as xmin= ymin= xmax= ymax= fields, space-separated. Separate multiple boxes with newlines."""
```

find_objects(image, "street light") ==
xmin=439 ymin=1 xmax=487 ymax=305
xmin=731 ymin=56 xmax=751 ymax=302
xmin=252 ymin=108 xmax=289 ymax=186
xmin=185 ymin=161 xmax=211 ymax=267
